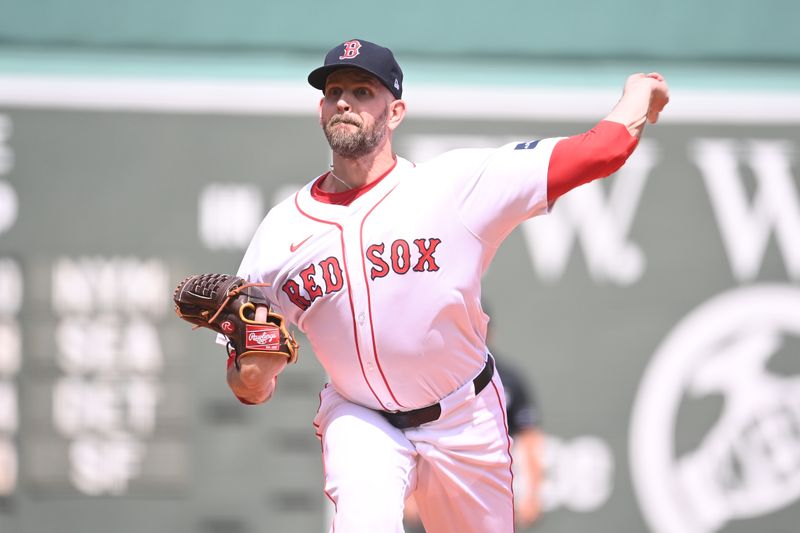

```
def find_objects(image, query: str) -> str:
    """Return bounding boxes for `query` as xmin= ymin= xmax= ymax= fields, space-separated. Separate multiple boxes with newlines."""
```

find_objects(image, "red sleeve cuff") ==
xmin=547 ymin=120 xmax=638 ymax=204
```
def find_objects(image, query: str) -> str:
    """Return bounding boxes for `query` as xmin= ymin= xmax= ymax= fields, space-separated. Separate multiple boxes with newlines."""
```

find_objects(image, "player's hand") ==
xmin=605 ymin=72 xmax=670 ymax=137
xmin=624 ymin=72 xmax=670 ymax=124
xmin=226 ymin=306 xmax=288 ymax=404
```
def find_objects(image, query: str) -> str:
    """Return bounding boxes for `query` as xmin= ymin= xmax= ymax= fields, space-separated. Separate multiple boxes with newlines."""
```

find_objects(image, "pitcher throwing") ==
xmin=225 ymin=38 xmax=669 ymax=532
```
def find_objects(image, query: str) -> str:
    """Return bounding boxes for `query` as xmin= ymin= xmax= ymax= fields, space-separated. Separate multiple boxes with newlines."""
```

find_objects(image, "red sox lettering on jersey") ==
xmin=367 ymin=238 xmax=441 ymax=280
xmin=281 ymin=237 xmax=442 ymax=310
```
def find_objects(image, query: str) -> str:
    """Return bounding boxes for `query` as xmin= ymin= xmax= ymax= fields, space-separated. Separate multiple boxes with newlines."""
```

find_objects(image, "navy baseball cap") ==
xmin=308 ymin=39 xmax=403 ymax=99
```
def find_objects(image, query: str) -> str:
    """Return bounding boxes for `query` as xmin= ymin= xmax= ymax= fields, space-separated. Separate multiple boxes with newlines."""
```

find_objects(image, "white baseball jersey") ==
xmin=236 ymin=137 xmax=559 ymax=412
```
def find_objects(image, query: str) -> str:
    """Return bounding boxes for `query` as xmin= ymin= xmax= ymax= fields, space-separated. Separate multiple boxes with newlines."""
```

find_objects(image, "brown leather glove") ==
xmin=173 ymin=273 xmax=298 ymax=369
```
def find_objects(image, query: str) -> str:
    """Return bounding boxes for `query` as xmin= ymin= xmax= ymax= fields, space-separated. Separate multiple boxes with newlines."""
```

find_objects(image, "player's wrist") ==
xmin=227 ymin=370 xmax=276 ymax=404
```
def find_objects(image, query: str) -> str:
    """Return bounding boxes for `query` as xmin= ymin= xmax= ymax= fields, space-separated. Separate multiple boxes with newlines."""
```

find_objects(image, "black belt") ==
xmin=379 ymin=355 xmax=495 ymax=430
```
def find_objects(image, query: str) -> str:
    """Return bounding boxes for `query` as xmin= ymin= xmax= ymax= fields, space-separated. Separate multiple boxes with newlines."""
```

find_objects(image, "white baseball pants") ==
xmin=314 ymin=371 xmax=515 ymax=533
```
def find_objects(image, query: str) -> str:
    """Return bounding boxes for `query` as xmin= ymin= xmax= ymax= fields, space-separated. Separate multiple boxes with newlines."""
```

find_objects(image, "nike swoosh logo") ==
xmin=290 ymin=235 xmax=313 ymax=253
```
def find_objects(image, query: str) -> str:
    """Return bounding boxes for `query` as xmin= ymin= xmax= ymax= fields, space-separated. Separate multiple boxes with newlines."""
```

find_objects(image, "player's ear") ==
xmin=387 ymin=99 xmax=406 ymax=131
xmin=318 ymin=98 xmax=325 ymax=126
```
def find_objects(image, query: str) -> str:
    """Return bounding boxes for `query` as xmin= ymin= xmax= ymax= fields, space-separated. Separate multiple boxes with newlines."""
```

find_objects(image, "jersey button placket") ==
xmin=356 ymin=307 xmax=375 ymax=374
xmin=344 ymin=222 xmax=390 ymax=406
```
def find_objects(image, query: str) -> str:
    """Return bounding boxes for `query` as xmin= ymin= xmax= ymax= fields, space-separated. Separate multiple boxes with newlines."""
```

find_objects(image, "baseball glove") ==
xmin=173 ymin=273 xmax=298 ymax=370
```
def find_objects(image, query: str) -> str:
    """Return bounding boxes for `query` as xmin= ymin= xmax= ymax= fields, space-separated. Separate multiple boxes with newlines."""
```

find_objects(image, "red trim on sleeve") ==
xmin=547 ymin=120 xmax=638 ymax=204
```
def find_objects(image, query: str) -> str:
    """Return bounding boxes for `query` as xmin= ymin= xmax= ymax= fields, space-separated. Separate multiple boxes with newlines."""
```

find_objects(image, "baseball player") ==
xmin=226 ymin=39 xmax=669 ymax=533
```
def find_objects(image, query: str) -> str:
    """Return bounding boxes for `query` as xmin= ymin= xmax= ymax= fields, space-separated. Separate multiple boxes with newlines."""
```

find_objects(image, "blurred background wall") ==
xmin=0 ymin=1 xmax=799 ymax=532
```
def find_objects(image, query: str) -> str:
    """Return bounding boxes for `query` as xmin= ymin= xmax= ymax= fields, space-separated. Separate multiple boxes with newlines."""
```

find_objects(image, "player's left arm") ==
xmin=547 ymin=72 xmax=670 ymax=204
xmin=225 ymin=305 xmax=289 ymax=405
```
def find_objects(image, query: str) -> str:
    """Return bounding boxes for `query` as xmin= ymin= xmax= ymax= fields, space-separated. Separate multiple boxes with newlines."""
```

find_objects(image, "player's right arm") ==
xmin=439 ymin=73 xmax=669 ymax=244
xmin=546 ymin=73 xmax=669 ymax=204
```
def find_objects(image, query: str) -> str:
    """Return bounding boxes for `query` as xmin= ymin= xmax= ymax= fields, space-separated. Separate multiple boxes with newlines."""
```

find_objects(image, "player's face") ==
xmin=320 ymin=69 xmax=398 ymax=158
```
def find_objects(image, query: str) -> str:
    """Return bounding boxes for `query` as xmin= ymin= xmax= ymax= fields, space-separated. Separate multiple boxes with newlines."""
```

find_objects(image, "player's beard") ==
xmin=324 ymin=106 xmax=389 ymax=159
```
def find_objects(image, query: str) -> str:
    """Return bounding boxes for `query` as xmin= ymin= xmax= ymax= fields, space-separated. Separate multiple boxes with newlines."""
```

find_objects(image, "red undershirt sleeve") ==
xmin=547 ymin=120 xmax=639 ymax=205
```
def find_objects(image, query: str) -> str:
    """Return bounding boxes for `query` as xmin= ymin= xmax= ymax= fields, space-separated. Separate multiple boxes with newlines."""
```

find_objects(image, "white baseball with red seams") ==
xmin=235 ymin=140 xmax=557 ymax=532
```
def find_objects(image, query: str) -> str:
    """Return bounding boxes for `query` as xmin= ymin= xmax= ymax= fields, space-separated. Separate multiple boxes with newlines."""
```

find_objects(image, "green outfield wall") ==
xmin=0 ymin=3 xmax=799 ymax=533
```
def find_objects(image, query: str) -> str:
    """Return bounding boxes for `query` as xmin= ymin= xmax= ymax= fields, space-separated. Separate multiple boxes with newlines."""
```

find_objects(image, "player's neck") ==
xmin=325 ymin=145 xmax=396 ymax=193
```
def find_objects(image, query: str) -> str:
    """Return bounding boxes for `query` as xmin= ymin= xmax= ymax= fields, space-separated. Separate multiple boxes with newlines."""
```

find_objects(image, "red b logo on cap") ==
xmin=339 ymin=40 xmax=362 ymax=60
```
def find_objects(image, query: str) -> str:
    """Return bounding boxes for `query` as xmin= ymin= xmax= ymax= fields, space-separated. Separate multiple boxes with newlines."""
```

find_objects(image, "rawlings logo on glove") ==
xmin=246 ymin=326 xmax=281 ymax=350
xmin=173 ymin=273 xmax=299 ymax=369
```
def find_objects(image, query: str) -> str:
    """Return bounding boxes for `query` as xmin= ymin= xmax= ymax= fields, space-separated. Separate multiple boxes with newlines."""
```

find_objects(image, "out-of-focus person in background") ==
xmin=497 ymin=358 xmax=544 ymax=528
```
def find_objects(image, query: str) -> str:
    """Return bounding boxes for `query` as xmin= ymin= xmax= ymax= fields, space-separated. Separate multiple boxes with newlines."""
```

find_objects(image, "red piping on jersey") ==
xmin=491 ymin=378 xmax=516 ymax=525
xmin=294 ymin=192 xmax=389 ymax=411
xmin=359 ymin=183 xmax=406 ymax=409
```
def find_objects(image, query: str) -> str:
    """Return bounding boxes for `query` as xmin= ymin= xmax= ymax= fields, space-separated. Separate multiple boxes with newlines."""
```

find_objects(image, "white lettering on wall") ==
xmin=691 ymin=139 xmax=800 ymax=281
xmin=52 ymin=257 xmax=168 ymax=315
xmin=0 ymin=114 xmax=17 ymax=236
xmin=0 ymin=115 xmax=12 ymax=175
xmin=0 ymin=381 xmax=17 ymax=434
xmin=199 ymin=183 xmax=263 ymax=250
xmin=0 ymin=258 xmax=22 ymax=316
xmin=51 ymin=256 xmax=168 ymax=495
xmin=55 ymin=316 xmax=163 ymax=374
xmin=69 ymin=436 xmax=143 ymax=496
xmin=536 ymin=434 xmax=614 ymax=513
xmin=521 ymin=141 xmax=658 ymax=285
xmin=0 ymin=321 xmax=20 ymax=376
xmin=0 ymin=253 xmax=21 ymax=496
xmin=53 ymin=377 xmax=161 ymax=436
